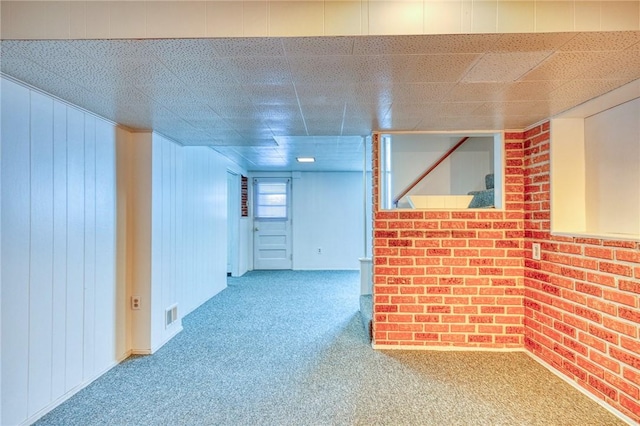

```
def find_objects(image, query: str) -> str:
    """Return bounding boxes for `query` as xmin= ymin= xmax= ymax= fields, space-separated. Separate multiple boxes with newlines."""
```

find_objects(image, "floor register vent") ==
xmin=165 ymin=304 xmax=178 ymax=328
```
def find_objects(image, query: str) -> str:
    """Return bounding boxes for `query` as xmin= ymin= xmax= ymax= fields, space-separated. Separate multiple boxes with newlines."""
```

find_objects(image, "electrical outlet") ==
xmin=317 ymin=247 xmax=322 ymax=254
xmin=131 ymin=296 xmax=141 ymax=310
xmin=532 ymin=243 xmax=541 ymax=260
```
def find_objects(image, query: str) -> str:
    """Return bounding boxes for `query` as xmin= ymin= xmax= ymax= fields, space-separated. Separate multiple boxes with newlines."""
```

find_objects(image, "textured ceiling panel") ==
xmin=521 ymin=51 xmax=615 ymax=81
xmin=462 ymin=52 xmax=552 ymax=83
xmin=209 ymin=38 xmax=286 ymax=57
xmin=2 ymin=32 xmax=640 ymax=171
xmin=491 ymin=33 xmax=576 ymax=52
xmin=282 ymin=37 xmax=354 ymax=56
xmin=559 ymin=31 xmax=640 ymax=52
xmin=353 ymin=34 xmax=502 ymax=55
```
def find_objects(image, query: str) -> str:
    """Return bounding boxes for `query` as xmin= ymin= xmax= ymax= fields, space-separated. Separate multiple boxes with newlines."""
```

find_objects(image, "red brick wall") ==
xmin=371 ymin=132 xmax=525 ymax=348
xmin=523 ymin=123 xmax=640 ymax=422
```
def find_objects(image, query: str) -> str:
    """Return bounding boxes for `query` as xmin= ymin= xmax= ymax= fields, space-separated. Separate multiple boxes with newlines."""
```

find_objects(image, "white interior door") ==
xmin=253 ymin=178 xmax=292 ymax=270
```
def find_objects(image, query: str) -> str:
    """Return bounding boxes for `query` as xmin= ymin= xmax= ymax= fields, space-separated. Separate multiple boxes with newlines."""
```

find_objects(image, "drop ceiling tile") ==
xmin=341 ymin=122 xmax=376 ymax=136
xmin=226 ymin=56 xmax=293 ymax=84
xmin=462 ymin=52 xmax=551 ymax=83
xmin=195 ymin=85 xmax=253 ymax=106
xmin=136 ymin=84 xmax=203 ymax=106
xmin=295 ymin=83 xmax=357 ymax=104
xmin=288 ymin=56 xmax=359 ymax=84
xmin=164 ymin=59 xmax=238 ymax=86
xmin=210 ymin=104 xmax=261 ymax=120
xmin=559 ymin=31 xmax=640 ymax=52
xmin=433 ymin=102 xmax=485 ymax=117
xmin=378 ymin=116 xmax=422 ymax=131
xmin=266 ymin=121 xmax=309 ymax=137
xmin=72 ymin=39 xmax=152 ymax=61
xmin=282 ymin=37 xmax=355 ymax=56
xmin=5 ymin=34 xmax=640 ymax=170
xmin=246 ymin=84 xmax=299 ymax=105
xmin=503 ymin=115 xmax=547 ymax=129
xmin=473 ymin=101 xmax=551 ymax=117
xmin=305 ymin=120 xmax=344 ymax=135
xmin=85 ymin=85 xmax=152 ymax=106
xmin=127 ymin=60 xmax=188 ymax=88
xmin=443 ymin=82 xmax=509 ymax=102
xmin=143 ymin=39 xmax=221 ymax=60
xmin=211 ymin=148 xmax=251 ymax=167
xmin=223 ymin=117 xmax=271 ymax=131
xmin=169 ymin=104 xmax=222 ymax=121
xmin=258 ymin=104 xmax=303 ymax=120
xmin=548 ymin=79 xmax=635 ymax=103
xmin=1 ymin=56 xmax=78 ymax=95
xmin=351 ymin=83 xmax=393 ymax=104
xmin=209 ymin=38 xmax=285 ymax=57
xmin=6 ymin=40 xmax=88 ymax=63
xmin=345 ymin=103 xmax=391 ymax=121
xmin=387 ymin=83 xmax=456 ymax=104
xmin=521 ymin=51 xmax=616 ymax=81
xmin=500 ymin=81 xmax=567 ymax=101
xmin=356 ymin=54 xmax=481 ymax=83
xmin=492 ymin=33 xmax=576 ymax=52
xmin=578 ymin=50 xmax=640 ymax=81
xmin=187 ymin=119 xmax=237 ymax=135
xmin=299 ymin=104 xmax=346 ymax=120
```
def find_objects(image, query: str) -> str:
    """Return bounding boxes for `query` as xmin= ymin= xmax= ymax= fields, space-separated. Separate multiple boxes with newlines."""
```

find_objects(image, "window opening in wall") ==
xmin=550 ymin=80 xmax=640 ymax=241
xmin=379 ymin=132 xmax=503 ymax=210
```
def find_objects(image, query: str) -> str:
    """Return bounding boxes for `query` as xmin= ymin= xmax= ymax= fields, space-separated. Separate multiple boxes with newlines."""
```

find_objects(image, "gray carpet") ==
xmin=36 ymin=270 xmax=624 ymax=426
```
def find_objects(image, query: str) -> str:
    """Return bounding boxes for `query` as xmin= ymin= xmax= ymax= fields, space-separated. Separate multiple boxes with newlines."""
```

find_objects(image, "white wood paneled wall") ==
xmin=291 ymin=172 xmax=364 ymax=270
xmin=1 ymin=78 xmax=120 ymax=426
xmin=150 ymin=134 xmax=184 ymax=350
xmin=179 ymin=145 xmax=228 ymax=318
xmin=1 ymin=77 xmax=248 ymax=424
xmin=129 ymin=135 xmax=230 ymax=352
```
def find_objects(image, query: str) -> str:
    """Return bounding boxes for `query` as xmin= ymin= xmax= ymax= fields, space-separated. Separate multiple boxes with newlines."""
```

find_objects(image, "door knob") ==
xmin=254 ymin=227 xmax=259 ymax=231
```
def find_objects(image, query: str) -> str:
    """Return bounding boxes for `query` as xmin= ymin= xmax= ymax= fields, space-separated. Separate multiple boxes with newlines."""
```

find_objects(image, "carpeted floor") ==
xmin=36 ymin=270 xmax=625 ymax=425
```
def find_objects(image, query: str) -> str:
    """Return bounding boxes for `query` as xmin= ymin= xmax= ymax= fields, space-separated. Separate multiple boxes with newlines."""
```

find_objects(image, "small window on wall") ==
xmin=254 ymin=179 xmax=289 ymax=219
xmin=379 ymin=132 xmax=504 ymax=210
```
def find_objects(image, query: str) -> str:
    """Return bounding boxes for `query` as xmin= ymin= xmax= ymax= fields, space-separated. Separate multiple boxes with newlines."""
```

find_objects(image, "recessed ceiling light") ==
xmin=296 ymin=157 xmax=315 ymax=163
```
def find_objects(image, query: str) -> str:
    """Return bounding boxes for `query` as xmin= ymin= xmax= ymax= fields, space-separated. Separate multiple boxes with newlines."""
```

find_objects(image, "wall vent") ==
xmin=165 ymin=304 xmax=178 ymax=328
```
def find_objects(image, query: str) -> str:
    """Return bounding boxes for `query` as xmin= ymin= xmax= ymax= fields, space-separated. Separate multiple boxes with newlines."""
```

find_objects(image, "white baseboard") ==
xmin=151 ymin=324 xmax=183 ymax=354
xmin=370 ymin=344 xmax=635 ymax=424
xmin=21 ymin=356 xmax=125 ymax=426
xmin=525 ymin=351 xmax=636 ymax=426
xmin=372 ymin=343 xmax=524 ymax=352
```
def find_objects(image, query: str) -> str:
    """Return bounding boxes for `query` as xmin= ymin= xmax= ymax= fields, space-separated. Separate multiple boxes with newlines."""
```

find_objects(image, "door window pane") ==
xmin=255 ymin=181 xmax=288 ymax=219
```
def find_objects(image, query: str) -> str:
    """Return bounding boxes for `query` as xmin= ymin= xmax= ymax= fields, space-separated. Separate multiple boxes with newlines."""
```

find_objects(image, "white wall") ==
xmin=292 ymin=172 xmax=364 ymax=270
xmin=0 ymin=77 xmax=250 ymax=424
xmin=1 ymin=77 xmax=122 ymax=425
xmin=585 ymin=98 xmax=640 ymax=236
xmin=179 ymin=145 xmax=230 ymax=318
xmin=121 ymin=134 xmax=239 ymax=353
